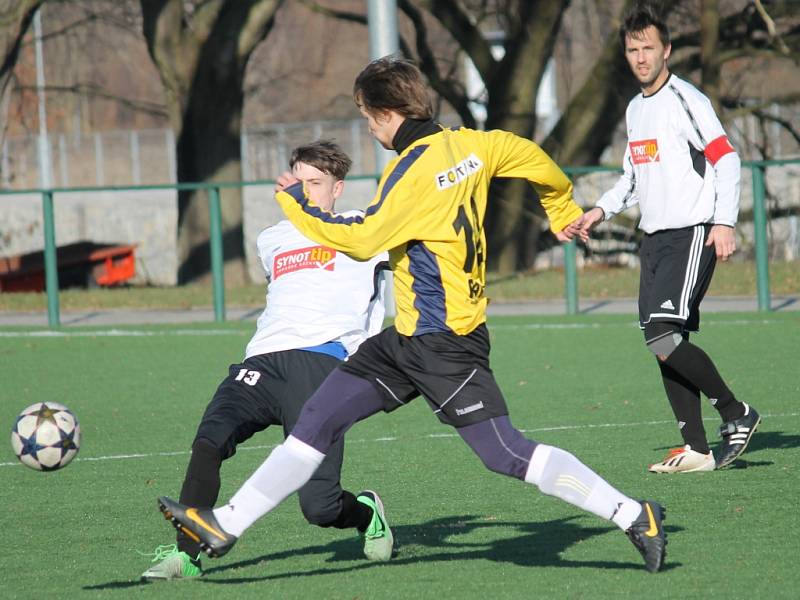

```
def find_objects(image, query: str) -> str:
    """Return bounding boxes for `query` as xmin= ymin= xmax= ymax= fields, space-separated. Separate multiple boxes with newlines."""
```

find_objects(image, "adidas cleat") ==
xmin=140 ymin=543 xmax=202 ymax=581
xmin=716 ymin=403 xmax=761 ymax=469
xmin=625 ymin=500 xmax=667 ymax=573
xmin=157 ymin=497 xmax=237 ymax=558
xmin=648 ymin=445 xmax=714 ymax=473
xmin=356 ymin=490 xmax=394 ymax=561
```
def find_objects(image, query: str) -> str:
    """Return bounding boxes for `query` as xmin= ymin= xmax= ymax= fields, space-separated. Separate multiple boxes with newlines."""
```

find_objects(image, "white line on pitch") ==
xmin=2 ymin=411 xmax=797 ymax=469
xmin=0 ymin=328 xmax=247 ymax=338
xmin=0 ymin=317 xmax=792 ymax=338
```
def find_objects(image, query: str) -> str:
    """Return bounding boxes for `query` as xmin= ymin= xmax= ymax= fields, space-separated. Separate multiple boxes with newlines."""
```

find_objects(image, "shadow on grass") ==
xmin=653 ymin=429 xmax=798 ymax=468
xmin=83 ymin=514 xmax=683 ymax=589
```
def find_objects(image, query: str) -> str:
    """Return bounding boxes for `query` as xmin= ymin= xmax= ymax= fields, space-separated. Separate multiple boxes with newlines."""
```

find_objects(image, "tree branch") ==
xmin=398 ymin=0 xmax=476 ymax=127
xmin=417 ymin=0 xmax=495 ymax=84
xmin=752 ymin=108 xmax=800 ymax=146
xmin=754 ymin=0 xmax=791 ymax=55
xmin=17 ymin=82 xmax=169 ymax=119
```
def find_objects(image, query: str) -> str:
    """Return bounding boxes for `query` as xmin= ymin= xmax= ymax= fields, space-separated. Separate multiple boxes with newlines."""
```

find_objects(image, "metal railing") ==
xmin=1 ymin=159 xmax=796 ymax=327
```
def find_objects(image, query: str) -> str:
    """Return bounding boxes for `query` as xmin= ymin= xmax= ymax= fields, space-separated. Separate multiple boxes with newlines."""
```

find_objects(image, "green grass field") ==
xmin=1 ymin=313 xmax=798 ymax=599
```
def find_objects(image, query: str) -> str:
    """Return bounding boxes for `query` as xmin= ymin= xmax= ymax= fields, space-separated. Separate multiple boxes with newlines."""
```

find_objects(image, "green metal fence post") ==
xmin=41 ymin=190 xmax=60 ymax=327
xmin=751 ymin=164 xmax=770 ymax=311
xmin=564 ymin=239 xmax=578 ymax=315
xmin=208 ymin=186 xmax=226 ymax=322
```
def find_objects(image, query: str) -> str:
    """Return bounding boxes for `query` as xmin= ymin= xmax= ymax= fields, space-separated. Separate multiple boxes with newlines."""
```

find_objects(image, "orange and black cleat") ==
xmin=158 ymin=496 xmax=238 ymax=558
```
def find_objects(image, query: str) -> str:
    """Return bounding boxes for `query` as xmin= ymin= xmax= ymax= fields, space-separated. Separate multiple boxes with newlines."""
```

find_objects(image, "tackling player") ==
xmin=581 ymin=3 xmax=760 ymax=473
xmin=158 ymin=57 xmax=669 ymax=574
xmin=141 ymin=141 xmax=392 ymax=580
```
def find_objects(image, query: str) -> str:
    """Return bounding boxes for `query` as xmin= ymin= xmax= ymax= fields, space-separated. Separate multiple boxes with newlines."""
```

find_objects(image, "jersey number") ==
xmin=235 ymin=369 xmax=261 ymax=386
xmin=452 ymin=197 xmax=484 ymax=273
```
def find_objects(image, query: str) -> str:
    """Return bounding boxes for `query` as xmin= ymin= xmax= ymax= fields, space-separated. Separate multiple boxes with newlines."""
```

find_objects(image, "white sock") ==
xmin=213 ymin=436 xmax=325 ymax=537
xmin=525 ymin=444 xmax=642 ymax=530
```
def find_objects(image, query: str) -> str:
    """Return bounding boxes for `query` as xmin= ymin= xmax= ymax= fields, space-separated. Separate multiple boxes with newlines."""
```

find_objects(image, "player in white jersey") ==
xmin=581 ymin=3 xmax=760 ymax=473
xmin=141 ymin=141 xmax=392 ymax=581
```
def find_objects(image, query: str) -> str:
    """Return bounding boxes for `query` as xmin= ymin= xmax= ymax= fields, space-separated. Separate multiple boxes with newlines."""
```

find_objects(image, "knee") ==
xmin=299 ymin=495 xmax=340 ymax=527
xmin=643 ymin=322 xmax=683 ymax=361
xmin=191 ymin=439 xmax=224 ymax=464
xmin=460 ymin=417 xmax=536 ymax=479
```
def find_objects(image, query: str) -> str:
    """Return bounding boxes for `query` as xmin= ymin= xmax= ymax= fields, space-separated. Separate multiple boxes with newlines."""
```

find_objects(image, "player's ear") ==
xmin=332 ymin=179 xmax=344 ymax=200
xmin=375 ymin=109 xmax=393 ymax=124
xmin=663 ymin=42 xmax=672 ymax=61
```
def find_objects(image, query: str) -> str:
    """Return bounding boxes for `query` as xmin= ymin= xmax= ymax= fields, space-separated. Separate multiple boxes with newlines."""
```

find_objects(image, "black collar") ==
xmin=642 ymin=71 xmax=672 ymax=98
xmin=392 ymin=118 xmax=441 ymax=154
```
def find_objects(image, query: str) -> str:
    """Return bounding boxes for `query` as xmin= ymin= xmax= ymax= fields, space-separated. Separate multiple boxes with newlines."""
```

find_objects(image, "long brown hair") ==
xmin=353 ymin=56 xmax=434 ymax=120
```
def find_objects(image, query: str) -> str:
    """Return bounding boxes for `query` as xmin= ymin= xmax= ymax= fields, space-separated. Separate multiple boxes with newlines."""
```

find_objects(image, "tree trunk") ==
xmin=175 ymin=79 xmax=246 ymax=284
xmin=700 ymin=0 xmax=721 ymax=113
xmin=141 ymin=0 xmax=282 ymax=283
xmin=0 ymin=0 xmax=44 ymax=162
xmin=482 ymin=0 xmax=568 ymax=273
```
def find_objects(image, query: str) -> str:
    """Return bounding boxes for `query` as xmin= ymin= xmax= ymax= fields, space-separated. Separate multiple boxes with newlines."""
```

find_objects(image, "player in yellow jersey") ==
xmin=157 ymin=57 xmax=669 ymax=574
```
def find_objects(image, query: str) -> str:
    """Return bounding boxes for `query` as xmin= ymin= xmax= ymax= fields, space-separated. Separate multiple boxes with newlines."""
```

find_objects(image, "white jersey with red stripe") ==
xmin=244 ymin=214 xmax=388 ymax=359
xmin=597 ymin=73 xmax=740 ymax=233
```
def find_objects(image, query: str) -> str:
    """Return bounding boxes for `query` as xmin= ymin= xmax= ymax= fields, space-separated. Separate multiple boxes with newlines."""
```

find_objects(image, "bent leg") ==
xmin=459 ymin=416 xmax=643 ymax=531
xmin=297 ymin=436 xmax=371 ymax=530
xmin=213 ymin=369 xmax=384 ymax=537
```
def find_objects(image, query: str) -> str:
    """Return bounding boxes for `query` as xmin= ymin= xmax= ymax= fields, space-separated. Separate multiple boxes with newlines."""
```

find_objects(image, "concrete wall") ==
xmin=1 ymin=164 xmax=796 ymax=286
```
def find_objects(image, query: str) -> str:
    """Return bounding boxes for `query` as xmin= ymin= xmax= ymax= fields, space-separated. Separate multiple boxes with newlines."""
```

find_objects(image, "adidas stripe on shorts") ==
xmin=638 ymin=223 xmax=716 ymax=332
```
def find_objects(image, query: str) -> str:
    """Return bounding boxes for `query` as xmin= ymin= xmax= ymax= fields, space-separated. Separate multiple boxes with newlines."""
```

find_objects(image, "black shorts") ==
xmin=194 ymin=350 xmax=350 ymax=523
xmin=340 ymin=324 xmax=508 ymax=427
xmin=639 ymin=224 xmax=716 ymax=332
xmin=194 ymin=350 xmax=341 ymax=457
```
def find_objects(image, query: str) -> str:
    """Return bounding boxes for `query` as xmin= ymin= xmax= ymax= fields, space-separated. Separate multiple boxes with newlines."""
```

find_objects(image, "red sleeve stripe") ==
xmin=704 ymin=135 xmax=736 ymax=165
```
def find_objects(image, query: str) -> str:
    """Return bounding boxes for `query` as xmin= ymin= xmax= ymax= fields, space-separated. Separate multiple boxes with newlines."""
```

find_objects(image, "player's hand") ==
xmin=556 ymin=213 xmax=589 ymax=243
xmin=706 ymin=224 xmax=736 ymax=261
xmin=276 ymin=171 xmax=300 ymax=192
xmin=579 ymin=207 xmax=605 ymax=237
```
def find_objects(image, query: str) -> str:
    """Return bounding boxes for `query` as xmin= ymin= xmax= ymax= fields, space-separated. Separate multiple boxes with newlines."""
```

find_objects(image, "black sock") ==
xmin=318 ymin=491 xmax=373 ymax=532
xmin=658 ymin=361 xmax=709 ymax=454
xmin=664 ymin=340 xmax=745 ymax=423
xmin=176 ymin=440 xmax=223 ymax=557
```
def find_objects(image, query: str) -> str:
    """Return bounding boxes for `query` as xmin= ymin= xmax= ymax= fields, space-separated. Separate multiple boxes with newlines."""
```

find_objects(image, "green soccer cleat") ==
xmin=357 ymin=490 xmax=394 ymax=562
xmin=625 ymin=500 xmax=667 ymax=573
xmin=158 ymin=496 xmax=238 ymax=558
xmin=140 ymin=544 xmax=202 ymax=581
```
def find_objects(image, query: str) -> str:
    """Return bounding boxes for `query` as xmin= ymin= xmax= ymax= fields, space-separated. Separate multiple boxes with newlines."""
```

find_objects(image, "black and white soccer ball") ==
xmin=10 ymin=402 xmax=81 ymax=471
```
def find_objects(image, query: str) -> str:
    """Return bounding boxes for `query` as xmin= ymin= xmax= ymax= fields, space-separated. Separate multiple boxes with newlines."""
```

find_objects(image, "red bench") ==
xmin=0 ymin=242 xmax=137 ymax=292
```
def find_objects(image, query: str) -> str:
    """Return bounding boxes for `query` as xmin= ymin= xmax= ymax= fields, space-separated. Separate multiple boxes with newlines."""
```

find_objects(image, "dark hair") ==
xmin=620 ymin=2 xmax=670 ymax=49
xmin=353 ymin=55 xmax=434 ymax=120
xmin=289 ymin=140 xmax=352 ymax=181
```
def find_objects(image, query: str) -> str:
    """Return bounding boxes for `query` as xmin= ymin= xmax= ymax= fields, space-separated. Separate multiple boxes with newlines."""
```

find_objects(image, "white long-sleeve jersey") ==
xmin=244 ymin=214 xmax=388 ymax=360
xmin=597 ymin=73 xmax=740 ymax=233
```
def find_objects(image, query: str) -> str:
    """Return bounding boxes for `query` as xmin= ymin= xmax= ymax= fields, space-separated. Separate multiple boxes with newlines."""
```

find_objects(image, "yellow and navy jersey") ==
xmin=275 ymin=126 xmax=582 ymax=337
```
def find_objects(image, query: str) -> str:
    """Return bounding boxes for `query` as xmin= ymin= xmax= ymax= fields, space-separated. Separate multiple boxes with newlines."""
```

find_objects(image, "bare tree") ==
xmin=308 ymin=0 xmax=798 ymax=272
xmin=0 ymin=0 xmax=44 ymax=167
xmin=140 ymin=0 xmax=284 ymax=283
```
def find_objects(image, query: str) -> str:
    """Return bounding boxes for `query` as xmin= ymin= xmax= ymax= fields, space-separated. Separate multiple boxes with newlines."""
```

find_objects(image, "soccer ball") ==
xmin=10 ymin=402 xmax=81 ymax=471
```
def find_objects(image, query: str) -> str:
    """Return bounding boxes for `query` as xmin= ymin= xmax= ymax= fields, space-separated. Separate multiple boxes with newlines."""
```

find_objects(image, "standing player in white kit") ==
xmin=581 ymin=3 xmax=760 ymax=473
